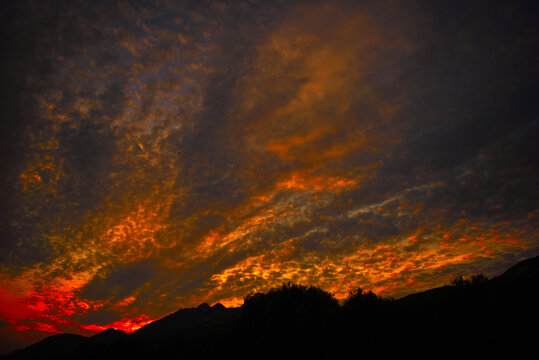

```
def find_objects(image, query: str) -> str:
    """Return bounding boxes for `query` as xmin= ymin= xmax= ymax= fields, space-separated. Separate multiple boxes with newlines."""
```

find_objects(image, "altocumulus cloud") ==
xmin=0 ymin=0 xmax=538 ymax=354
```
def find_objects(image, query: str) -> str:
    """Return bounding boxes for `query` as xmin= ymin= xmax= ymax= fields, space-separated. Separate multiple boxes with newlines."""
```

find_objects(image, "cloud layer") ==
xmin=1 ymin=0 xmax=538 ymax=353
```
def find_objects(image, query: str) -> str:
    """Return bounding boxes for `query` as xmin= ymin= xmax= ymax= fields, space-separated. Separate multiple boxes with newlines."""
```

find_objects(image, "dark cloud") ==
xmin=79 ymin=260 xmax=159 ymax=302
xmin=78 ymin=308 xmax=123 ymax=327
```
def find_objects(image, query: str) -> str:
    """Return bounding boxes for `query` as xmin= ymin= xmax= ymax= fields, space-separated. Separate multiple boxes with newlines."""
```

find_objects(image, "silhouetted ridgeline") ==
xmin=3 ymin=255 xmax=538 ymax=360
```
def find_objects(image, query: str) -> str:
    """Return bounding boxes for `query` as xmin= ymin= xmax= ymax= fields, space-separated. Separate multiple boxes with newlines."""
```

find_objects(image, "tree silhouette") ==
xmin=450 ymin=273 xmax=488 ymax=287
xmin=241 ymin=283 xmax=339 ymax=358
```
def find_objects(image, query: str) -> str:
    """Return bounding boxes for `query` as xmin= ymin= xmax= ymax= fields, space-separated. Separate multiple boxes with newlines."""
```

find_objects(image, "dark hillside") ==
xmin=132 ymin=302 xmax=240 ymax=339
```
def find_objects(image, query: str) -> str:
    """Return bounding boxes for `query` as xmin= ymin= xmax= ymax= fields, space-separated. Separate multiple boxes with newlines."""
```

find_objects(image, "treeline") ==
xmin=234 ymin=272 xmax=537 ymax=359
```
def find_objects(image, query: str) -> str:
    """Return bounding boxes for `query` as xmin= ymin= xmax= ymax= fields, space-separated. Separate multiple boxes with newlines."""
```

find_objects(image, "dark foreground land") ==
xmin=3 ymin=255 xmax=538 ymax=360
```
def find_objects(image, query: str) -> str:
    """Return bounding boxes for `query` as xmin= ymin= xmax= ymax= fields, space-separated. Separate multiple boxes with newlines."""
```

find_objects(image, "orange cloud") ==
xmin=276 ymin=172 xmax=356 ymax=192
xmin=79 ymin=314 xmax=154 ymax=334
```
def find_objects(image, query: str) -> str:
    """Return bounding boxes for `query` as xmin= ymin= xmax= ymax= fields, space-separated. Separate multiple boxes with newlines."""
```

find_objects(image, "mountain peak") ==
xmin=496 ymin=254 xmax=539 ymax=282
xmin=91 ymin=328 xmax=126 ymax=344
xmin=197 ymin=302 xmax=210 ymax=310
xmin=212 ymin=302 xmax=226 ymax=310
xmin=131 ymin=303 xmax=240 ymax=339
xmin=92 ymin=328 xmax=126 ymax=336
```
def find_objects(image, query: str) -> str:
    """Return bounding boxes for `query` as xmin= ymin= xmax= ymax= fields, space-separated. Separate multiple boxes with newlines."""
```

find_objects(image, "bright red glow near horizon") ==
xmin=1 ymin=0 xmax=537 ymax=355
xmin=79 ymin=315 xmax=155 ymax=334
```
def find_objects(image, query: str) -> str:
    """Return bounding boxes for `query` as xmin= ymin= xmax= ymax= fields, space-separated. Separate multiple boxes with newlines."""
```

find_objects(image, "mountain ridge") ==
xmin=2 ymin=254 xmax=538 ymax=359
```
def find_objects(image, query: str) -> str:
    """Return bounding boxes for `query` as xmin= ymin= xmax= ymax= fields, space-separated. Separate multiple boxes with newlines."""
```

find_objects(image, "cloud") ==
xmin=0 ymin=0 xmax=537 ymax=352
xmin=78 ymin=308 xmax=123 ymax=327
xmin=79 ymin=260 xmax=159 ymax=302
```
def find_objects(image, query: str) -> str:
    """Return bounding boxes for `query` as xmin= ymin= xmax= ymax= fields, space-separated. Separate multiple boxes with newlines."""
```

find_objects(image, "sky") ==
xmin=1 ymin=0 xmax=538 ymax=354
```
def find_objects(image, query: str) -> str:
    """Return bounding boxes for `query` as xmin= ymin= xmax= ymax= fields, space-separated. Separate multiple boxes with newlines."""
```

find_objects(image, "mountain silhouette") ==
xmin=2 ymin=255 xmax=538 ymax=359
xmin=2 ymin=334 xmax=87 ymax=360
xmin=90 ymin=328 xmax=126 ymax=344
xmin=132 ymin=302 xmax=240 ymax=339
xmin=494 ymin=255 xmax=539 ymax=282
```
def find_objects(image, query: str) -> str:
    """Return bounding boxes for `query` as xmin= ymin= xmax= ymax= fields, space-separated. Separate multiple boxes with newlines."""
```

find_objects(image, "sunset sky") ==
xmin=1 ymin=0 xmax=538 ymax=354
